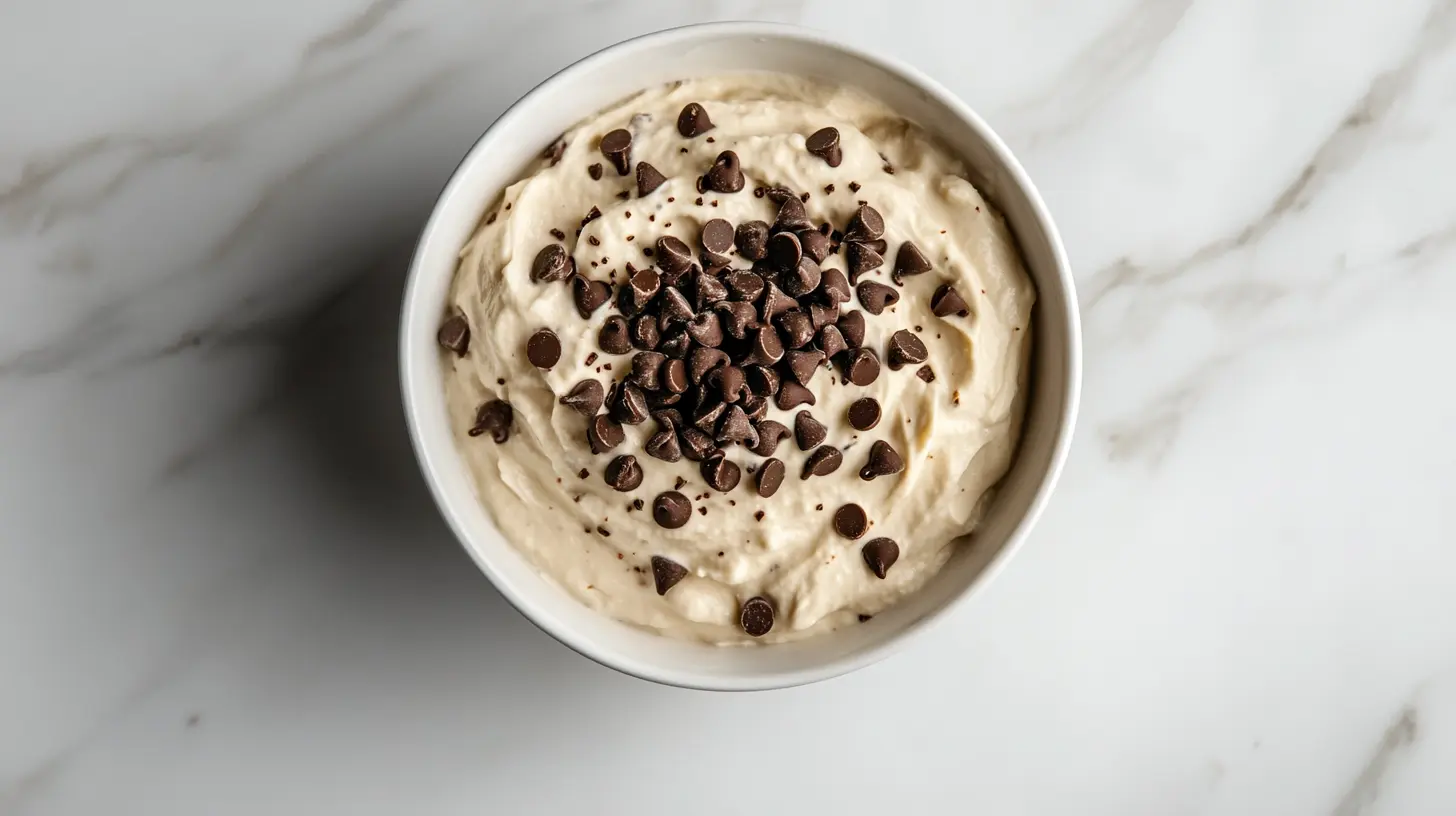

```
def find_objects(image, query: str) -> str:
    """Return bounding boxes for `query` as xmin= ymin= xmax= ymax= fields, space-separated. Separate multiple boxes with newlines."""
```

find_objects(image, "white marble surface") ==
xmin=3 ymin=0 xmax=1455 ymax=812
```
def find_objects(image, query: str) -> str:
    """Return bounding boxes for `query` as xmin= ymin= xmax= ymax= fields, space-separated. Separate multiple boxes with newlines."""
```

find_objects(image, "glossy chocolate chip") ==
xmin=833 ymin=503 xmax=869 ymax=539
xmin=656 ymin=236 xmax=695 ymax=278
xmin=794 ymin=411 xmax=827 ymax=451
xmin=750 ymin=419 xmax=790 ymax=456
xmin=784 ymin=349 xmax=825 ymax=385
xmin=679 ymin=427 xmax=717 ymax=462
xmin=740 ymin=596 xmax=775 ymax=637
xmin=629 ymin=351 xmax=666 ymax=391
xmin=844 ymin=347 xmax=881 ymax=386
xmin=637 ymin=161 xmax=668 ymax=196
xmin=756 ymin=458 xmax=786 ymax=498
xmin=630 ymin=314 xmax=661 ymax=351
xmin=611 ymin=383 xmax=650 ymax=425
xmin=838 ymin=310 xmax=866 ymax=348
xmin=662 ymin=358 xmax=689 ymax=393
xmin=818 ymin=268 xmax=851 ymax=307
xmin=782 ymin=256 xmax=822 ymax=298
xmin=862 ymin=538 xmax=900 ymax=578
xmin=777 ymin=311 xmax=816 ymax=349
xmin=745 ymin=364 xmax=781 ymax=397
xmin=604 ymin=455 xmax=644 ymax=491
xmin=437 ymin=315 xmax=469 ymax=355
xmin=677 ymin=102 xmax=714 ymax=137
xmin=694 ymin=270 xmax=729 ymax=309
xmin=599 ymin=128 xmax=632 ymax=175
xmin=894 ymin=241 xmax=933 ymax=282
xmin=715 ymin=301 xmax=757 ymax=339
xmin=746 ymin=323 xmax=785 ymax=366
xmin=801 ymin=446 xmax=843 ymax=479
xmin=798 ymin=229 xmax=831 ymax=264
xmin=775 ymin=380 xmax=815 ymax=410
xmin=651 ymin=555 xmax=688 ymax=594
xmin=856 ymin=281 xmax=900 ymax=315
xmin=848 ymin=397 xmax=881 ymax=430
xmin=887 ymin=330 xmax=929 ymax=369
xmin=845 ymin=204 xmax=885 ymax=241
xmin=766 ymin=231 xmax=802 ymax=273
xmin=599 ymin=315 xmax=632 ymax=354
xmin=772 ymin=197 xmax=813 ymax=233
xmin=805 ymin=126 xmax=842 ymax=167
xmin=587 ymin=414 xmax=625 ymax=454
xmin=653 ymin=492 xmax=692 ymax=529
xmin=817 ymin=324 xmax=849 ymax=360
xmin=701 ymin=455 xmax=741 ymax=493
xmin=845 ymin=241 xmax=884 ymax=284
xmin=526 ymin=329 xmax=561 ymax=368
xmin=860 ymin=439 xmax=905 ymax=480
xmin=646 ymin=425 xmax=682 ymax=462
xmin=573 ymin=276 xmax=611 ymax=318
xmin=687 ymin=310 xmax=724 ymax=347
xmin=468 ymin=400 xmax=513 ymax=442
xmin=931 ymin=283 xmax=971 ymax=317
xmin=560 ymin=380 xmax=604 ymax=417
xmin=531 ymin=244 xmax=572 ymax=283
xmin=689 ymin=347 xmax=730 ymax=384
xmin=705 ymin=150 xmax=745 ymax=193
xmin=735 ymin=220 xmax=770 ymax=261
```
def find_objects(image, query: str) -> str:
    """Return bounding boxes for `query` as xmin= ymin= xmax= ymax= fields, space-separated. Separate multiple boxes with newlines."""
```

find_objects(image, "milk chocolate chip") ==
xmin=651 ymin=555 xmax=688 ymax=594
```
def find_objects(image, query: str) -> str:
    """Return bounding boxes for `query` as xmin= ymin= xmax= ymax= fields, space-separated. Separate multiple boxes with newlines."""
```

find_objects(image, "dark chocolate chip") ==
xmin=646 ymin=425 xmax=682 ymax=462
xmin=750 ymin=419 xmax=790 ymax=456
xmin=784 ymin=349 xmax=825 ymax=385
xmin=931 ymin=283 xmax=971 ymax=317
xmin=543 ymin=136 xmax=566 ymax=166
xmin=599 ymin=315 xmax=632 ymax=354
xmin=805 ymin=126 xmax=843 ymax=167
xmin=856 ymin=281 xmax=900 ymax=315
xmin=809 ymin=302 xmax=840 ymax=331
xmin=782 ymin=256 xmax=822 ymax=298
xmin=588 ymin=162 xmax=603 ymax=180
xmin=766 ymin=231 xmax=802 ymax=273
xmin=759 ymin=283 xmax=796 ymax=324
xmin=715 ymin=405 xmax=756 ymax=446
xmin=637 ymin=161 xmax=668 ymax=196
xmin=710 ymin=364 xmax=748 ymax=403
xmin=651 ymin=555 xmax=688 ymax=594
xmin=724 ymin=270 xmax=766 ymax=302
xmin=468 ymin=400 xmax=513 ymax=442
xmin=662 ymin=358 xmax=689 ymax=393
xmin=838 ymin=310 xmax=866 ymax=348
xmin=777 ymin=311 xmax=816 ymax=349
xmin=775 ymin=380 xmax=815 ymax=410
xmin=656 ymin=236 xmax=695 ymax=278
xmin=526 ymin=329 xmax=561 ymax=368
xmin=573 ymin=276 xmax=611 ymax=318
xmin=687 ymin=310 xmax=724 ymax=347
xmin=599 ymin=128 xmax=632 ymax=175
xmin=704 ymin=151 xmax=744 ymax=193
xmin=630 ymin=314 xmax=661 ymax=350
xmin=657 ymin=287 xmax=696 ymax=328
xmin=740 ymin=596 xmax=775 ymax=637
xmin=560 ymin=380 xmax=604 ymax=417
xmin=689 ymin=347 xmax=730 ymax=384
xmin=844 ymin=204 xmax=884 ymax=241
xmin=746 ymin=324 xmax=785 ymax=366
xmin=894 ymin=241 xmax=933 ymax=282
xmin=848 ymin=397 xmax=881 ymax=430
xmin=701 ymin=218 xmax=734 ymax=257
xmin=844 ymin=347 xmax=881 ymax=386
xmin=862 ymin=538 xmax=900 ymax=578
xmin=629 ymin=351 xmax=666 ymax=390
xmin=794 ymin=411 xmax=827 ymax=450
xmin=817 ymin=324 xmax=849 ymax=360
xmin=587 ymin=414 xmax=625 ymax=454
xmin=745 ymin=364 xmax=781 ymax=397
xmin=756 ymin=458 xmax=786 ymax=497
xmin=715 ymin=300 xmax=758 ymax=339
xmin=819 ymin=268 xmax=851 ymax=307
xmin=625 ymin=266 xmax=662 ymax=314
xmin=740 ymin=394 xmax=768 ymax=420
xmin=801 ymin=445 xmax=843 ymax=479
xmin=653 ymin=492 xmax=692 ymax=529
xmin=677 ymin=102 xmax=714 ymax=137
xmin=798 ymin=229 xmax=831 ymax=264
xmin=833 ymin=503 xmax=869 ymax=539
xmin=694 ymin=269 xmax=729 ymax=309
xmin=679 ymin=427 xmax=717 ymax=461
xmin=772 ymin=197 xmax=813 ymax=233
xmin=604 ymin=455 xmax=644 ymax=491
xmin=860 ymin=439 xmax=905 ymax=480
xmin=611 ymin=383 xmax=650 ymax=425
xmin=845 ymin=241 xmax=884 ymax=284
xmin=765 ymin=185 xmax=798 ymax=204
xmin=916 ymin=364 xmax=936 ymax=382
xmin=659 ymin=326 xmax=693 ymax=358
xmin=437 ymin=315 xmax=470 ymax=355
xmin=531 ymin=244 xmax=572 ymax=283
xmin=887 ymin=329 xmax=929 ymax=369
xmin=735 ymin=220 xmax=770 ymax=261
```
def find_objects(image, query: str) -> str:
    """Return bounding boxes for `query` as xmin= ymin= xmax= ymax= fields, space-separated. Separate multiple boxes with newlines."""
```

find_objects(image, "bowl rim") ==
xmin=399 ymin=20 xmax=1082 ymax=691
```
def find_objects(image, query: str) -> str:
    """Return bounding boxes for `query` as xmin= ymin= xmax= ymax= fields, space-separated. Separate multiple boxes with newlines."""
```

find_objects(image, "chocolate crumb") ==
xmin=486 ymin=212 xmax=497 ymax=225
xmin=550 ymin=228 xmax=566 ymax=240
xmin=824 ymin=184 xmax=835 ymax=194
xmin=858 ymin=614 xmax=873 ymax=622
xmin=675 ymin=476 xmax=687 ymax=490
xmin=597 ymin=526 xmax=610 ymax=536
xmin=589 ymin=236 xmax=601 ymax=246
xmin=588 ymin=163 xmax=603 ymax=180
xmin=496 ymin=378 xmax=505 ymax=385
xmin=816 ymin=503 xmax=824 ymax=511
xmin=706 ymin=136 xmax=716 ymax=143
xmin=755 ymin=510 xmax=765 ymax=521
xmin=698 ymin=506 xmax=707 ymax=515
xmin=579 ymin=468 xmax=589 ymax=479
xmin=848 ymin=181 xmax=861 ymax=193
xmin=585 ymin=352 xmax=598 ymax=365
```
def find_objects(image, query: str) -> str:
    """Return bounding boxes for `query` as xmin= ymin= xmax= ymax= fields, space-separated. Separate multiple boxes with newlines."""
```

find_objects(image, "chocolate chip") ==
xmin=794 ymin=411 xmax=827 ymax=450
xmin=862 ymin=538 xmax=900 ymax=578
xmin=650 ymin=555 xmax=688 ymax=594
xmin=531 ymin=244 xmax=571 ymax=283
xmin=715 ymin=301 xmax=758 ymax=339
xmin=611 ymin=383 xmax=650 ymax=425
xmin=573 ymin=276 xmax=611 ymax=318
xmin=775 ymin=380 xmax=815 ymax=410
xmin=437 ymin=315 xmax=470 ymax=355
xmin=844 ymin=204 xmax=884 ymax=241
xmin=701 ymin=218 xmax=734 ymax=258
xmin=746 ymin=324 xmax=785 ymax=366
xmin=931 ymin=283 xmax=970 ymax=317
xmin=656 ymin=236 xmax=695 ymax=279
xmin=859 ymin=238 xmax=889 ymax=254
xmin=818 ymin=268 xmax=851 ymax=307
xmin=798 ymin=229 xmax=831 ymax=263
xmin=838 ymin=310 xmax=866 ymax=348
xmin=735 ymin=220 xmax=770 ymax=261
xmin=756 ymin=458 xmax=785 ymax=497
xmin=777 ymin=311 xmax=816 ymax=349
xmin=624 ymin=266 xmax=661 ymax=314
xmin=887 ymin=330 xmax=929 ymax=369
xmin=659 ymin=327 xmax=693 ymax=358
xmin=629 ymin=351 xmax=666 ymax=390
xmin=856 ymin=281 xmax=900 ymax=315
xmin=677 ymin=102 xmax=714 ymax=137
xmin=845 ymin=241 xmax=884 ymax=284
xmin=860 ymin=439 xmax=905 ymax=480
xmin=468 ymin=399 xmax=513 ymax=442
xmin=701 ymin=455 xmax=741 ymax=493
xmin=653 ymin=492 xmax=692 ymax=529
xmin=766 ymin=231 xmax=802 ymax=272
xmin=526 ymin=329 xmax=561 ymax=368
xmin=704 ymin=151 xmax=744 ymax=193
xmin=587 ymin=162 xmax=603 ymax=180
xmin=759 ymin=283 xmax=796 ymax=324
xmin=661 ymin=358 xmax=689 ymax=394
xmin=740 ymin=596 xmax=775 ymax=637
xmin=801 ymin=446 xmax=843 ymax=479
xmin=543 ymin=136 xmax=566 ymax=166
xmin=560 ymin=380 xmax=604 ymax=417
xmin=630 ymin=314 xmax=661 ymax=350
xmin=765 ymin=185 xmax=798 ymax=204
xmin=587 ymin=414 xmax=625 ymax=454
xmin=636 ymin=161 xmax=668 ymax=197
xmin=848 ymin=397 xmax=881 ymax=430
xmin=894 ymin=241 xmax=933 ymax=282
xmin=599 ymin=315 xmax=632 ymax=354
xmin=740 ymin=394 xmax=768 ymax=420
xmin=805 ymin=126 xmax=843 ymax=167
xmin=772 ymin=197 xmax=813 ymax=233
xmin=599 ymin=128 xmax=632 ymax=175
xmin=656 ymin=287 xmax=695 ymax=328
xmin=716 ymin=404 xmax=756 ymax=446
xmin=782 ymin=256 xmax=822 ymax=297
xmin=817 ymin=324 xmax=849 ymax=360
xmin=709 ymin=364 xmax=748 ymax=403
xmin=724 ymin=270 xmax=765 ymax=302
xmin=750 ymin=420 xmax=790 ymax=457
xmin=686 ymin=310 xmax=724 ymax=347
xmin=833 ymin=504 xmax=868 ymax=539
xmin=784 ymin=349 xmax=825 ymax=385
xmin=694 ymin=270 xmax=729 ymax=309
xmin=604 ymin=455 xmax=644 ymax=491
xmin=916 ymin=364 xmax=936 ymax=382
xmin=844 ymin=347 xmax=881 ymax=386
xmin=745 ymin=364 xmax=781 ymax=397
xmin=679 ymin=427 xmax=717 ymax=461
xmin=689 ymin=347 xmax=729 ymax=384
xmin=646 ymin=426 xmax=682 ymax=462
xmin=809 ymin=302 xmax=840 ymax=331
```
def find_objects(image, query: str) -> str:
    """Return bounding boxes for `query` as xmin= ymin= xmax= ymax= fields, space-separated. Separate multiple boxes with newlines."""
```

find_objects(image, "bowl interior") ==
xmin=401 ymin=24 xmax=1078 ymax=690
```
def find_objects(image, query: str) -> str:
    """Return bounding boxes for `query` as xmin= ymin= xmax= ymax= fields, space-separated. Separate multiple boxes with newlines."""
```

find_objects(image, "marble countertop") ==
xmin=4 ymin=0 xmax=1454 ymax=813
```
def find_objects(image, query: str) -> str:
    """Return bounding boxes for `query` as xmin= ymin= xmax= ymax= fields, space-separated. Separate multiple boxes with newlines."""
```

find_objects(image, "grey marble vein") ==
xmin=302 ymin=0 xmax=412 ymax=66
xmin=1081 ymin=0 xmax=1456 ymax=312
xmin=1331 ymin=705 xmax=1420 ymax=816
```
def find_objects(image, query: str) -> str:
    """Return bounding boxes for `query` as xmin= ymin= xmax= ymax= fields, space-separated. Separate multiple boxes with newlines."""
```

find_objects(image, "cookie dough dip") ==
xmin=438 ymin=74 xmax=1035 ymax=645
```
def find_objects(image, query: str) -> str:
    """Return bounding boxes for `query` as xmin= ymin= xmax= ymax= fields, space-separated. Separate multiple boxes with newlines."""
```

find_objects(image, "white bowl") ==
xmin=400 ymin=22 xmax=1081 ymax=691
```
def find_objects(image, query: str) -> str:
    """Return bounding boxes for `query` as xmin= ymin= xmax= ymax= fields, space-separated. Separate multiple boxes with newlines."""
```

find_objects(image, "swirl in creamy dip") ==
xmin=440 ymin=74 xmax=1034 ymax=644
